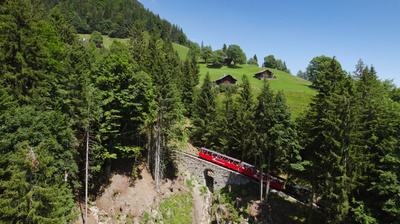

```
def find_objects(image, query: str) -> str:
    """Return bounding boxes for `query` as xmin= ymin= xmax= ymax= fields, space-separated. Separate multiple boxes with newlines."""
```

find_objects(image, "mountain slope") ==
xmin=198 ymin=63 xmax=316 ymax=118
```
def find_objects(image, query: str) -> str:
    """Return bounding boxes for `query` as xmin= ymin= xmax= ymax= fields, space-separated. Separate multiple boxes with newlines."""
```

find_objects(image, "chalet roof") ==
xmin=255 ymin=69 xmax=273 ymax=75
xmin=215 ymin=74 xmax=237 ymax=82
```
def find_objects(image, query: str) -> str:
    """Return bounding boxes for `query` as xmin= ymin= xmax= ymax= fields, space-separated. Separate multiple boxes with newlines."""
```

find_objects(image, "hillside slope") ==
xmin=198 ymin=63 xmax=316 ymax=118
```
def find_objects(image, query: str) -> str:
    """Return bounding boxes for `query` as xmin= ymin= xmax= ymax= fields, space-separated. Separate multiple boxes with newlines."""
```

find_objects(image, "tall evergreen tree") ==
xmin=254 ymin=79 xmax=275 ymax=200
xmin=0 ymin=0 xmax=50 ymax=107
xmin=144 ymin=33 xmax=183 ymax=189
xmin=0 ymin=106 xmax=78 ymax=222
xmin=213 ymin=87 xmax=237 ymax=154
xmin=191 ymin=73 xmax=217 ymax=147
xmin=351 ymin=62 xmax=400 ymax=223
xmin=231 ymin=75 xmax=255 ymax=161
xmin=298 ymin=57 xmax=358 ymax=223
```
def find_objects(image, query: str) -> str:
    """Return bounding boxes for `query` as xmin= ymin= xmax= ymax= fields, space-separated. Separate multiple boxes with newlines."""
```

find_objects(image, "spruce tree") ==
xmin=191 ymin=73 xmax=217 ymax=147
xmin=214 ymin=87 xmax=237 ymax=154
xmin=231 ymin=75 xmax=255 ymax=161
xmin=351 ymin=62 xmax=400 ymax=223
xmin=298 ymin=57 xmax=358 ymax=222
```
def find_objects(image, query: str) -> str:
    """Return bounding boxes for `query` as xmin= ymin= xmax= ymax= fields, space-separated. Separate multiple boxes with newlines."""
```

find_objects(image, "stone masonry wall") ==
xmin=176 ymin=151 xmax=256 ymax=191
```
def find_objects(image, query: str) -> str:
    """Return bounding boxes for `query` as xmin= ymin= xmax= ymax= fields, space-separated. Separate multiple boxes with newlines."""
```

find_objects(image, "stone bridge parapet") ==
xmin=175 ymin=151 xmax=256 ymax=191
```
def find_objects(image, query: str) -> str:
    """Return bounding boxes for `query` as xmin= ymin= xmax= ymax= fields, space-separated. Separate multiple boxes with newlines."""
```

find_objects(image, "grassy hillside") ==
xmin=173 ymin=43 xmax=190 ymax=61
xmin=77 ymin=36 xmax=315 ymax=118
xmin=167 ymin=43 xmax=316 ymax=118
xmin=198 ymin=63 xmax=316 ymax=118
xmin=78 ymin=34 xmax=129 ymax=48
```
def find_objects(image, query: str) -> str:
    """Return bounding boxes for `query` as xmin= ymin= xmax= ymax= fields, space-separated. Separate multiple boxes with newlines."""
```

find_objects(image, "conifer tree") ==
xmin=0 ymin=106 xmax=78 ymax=222
xmin=231 ymin=75 xmax=255 ymax=161
xmin=254 ymin=79 xmax=275 ymax=200
xmin=351 ymin=62 xmax=400 ymax=223
xmin=0 ymin=0 xmax=50 ymax=106
xmin=214 ymin=87 xmax=237 ymax=154
xmin=191 ymin=73 xmax=217 ymax=147
xmin=298 ymin=57 xmax=358 ymax=222
xmin=255 ymin=79 xmax=303 ymax=202
xmin=144 ymin=33 xmax=183 ymax=189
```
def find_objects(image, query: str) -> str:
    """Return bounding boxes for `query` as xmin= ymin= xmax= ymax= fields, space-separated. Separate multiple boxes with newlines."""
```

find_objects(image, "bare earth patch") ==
xmin=75 ymin=159 xmax=211 ymax=223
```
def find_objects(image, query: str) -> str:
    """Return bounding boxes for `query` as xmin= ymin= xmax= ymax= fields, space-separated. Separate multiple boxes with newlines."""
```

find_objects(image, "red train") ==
xmin=198 ymin=147 xmax=284 ymax=190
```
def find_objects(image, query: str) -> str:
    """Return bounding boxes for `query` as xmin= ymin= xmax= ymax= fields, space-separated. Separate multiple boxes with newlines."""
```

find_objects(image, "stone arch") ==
xmin=204 ymin=169 xmax=214 ymax=193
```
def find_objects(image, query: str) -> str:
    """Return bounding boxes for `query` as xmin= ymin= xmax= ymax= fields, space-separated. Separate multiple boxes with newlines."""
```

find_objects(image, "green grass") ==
xmin=77 ymin=34 xmax=129 ymax=48
xmin=168 ymin=44 xmax=316 ymax=117
xmin=173 ymin=43 xmax=190 ymax=61
xmin=198 ymin=63 xmax=316 ymax=118
xmin=76 ymin=37 xmax=316 ymax=118
xmin=158 ymin=192 xmax=193 ymax=223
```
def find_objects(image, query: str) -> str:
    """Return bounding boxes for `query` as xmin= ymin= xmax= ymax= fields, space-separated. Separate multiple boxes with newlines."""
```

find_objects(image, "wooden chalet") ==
xmin=254 ymin=69 xmax=276 ymax=80
xmin=214 ymin=74 xmax=237 ymax=85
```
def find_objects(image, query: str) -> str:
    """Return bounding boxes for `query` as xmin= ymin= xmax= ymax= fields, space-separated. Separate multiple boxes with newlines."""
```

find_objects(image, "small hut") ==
xmin=254 ymin=69 xmax=275 ymax=80
xmin=214 ymin=74 xmax=237 ymax=85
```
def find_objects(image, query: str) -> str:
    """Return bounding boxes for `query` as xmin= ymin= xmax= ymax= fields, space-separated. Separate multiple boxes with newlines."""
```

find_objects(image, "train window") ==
xmin=212 ymin=153 xmax=217 ymax=158
xmin=233 ymin=161 xmax=238 ymax=165
xmin=207 ymin=151 xmax=212 ymax=156
xmin=217 ymin=155 xmax=222 ymax=159
xmin=223 ymin=157 xmax=228 ymax=161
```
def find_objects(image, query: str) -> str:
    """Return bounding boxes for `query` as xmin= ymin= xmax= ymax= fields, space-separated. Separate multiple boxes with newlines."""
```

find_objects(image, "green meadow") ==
xmin=77 ymin=34 xmax=315 ymax=118
xmin=197 ymin=63 xmax=316 ymax=118
xmin=78 ymin=34 xmax=129 ymax=48
xmin=168 ymin=42 xmax=316 ymax=117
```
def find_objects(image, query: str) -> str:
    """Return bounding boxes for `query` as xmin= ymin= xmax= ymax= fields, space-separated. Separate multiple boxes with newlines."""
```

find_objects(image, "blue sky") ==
xmin=139 ymin=0 xmax=400 ymax=87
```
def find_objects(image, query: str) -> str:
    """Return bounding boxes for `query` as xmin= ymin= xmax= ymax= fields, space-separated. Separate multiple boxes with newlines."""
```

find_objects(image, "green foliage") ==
xmin=197 ymin=63 xmax=316 ymax=118
xmin=90 ymin=31 xmax=104 ymax=46
xmin=191 ymin=73 xmax=217 ymax=147
xmin=201 ymin=46 xmax=213 ymax=64
xmin=247 ymin=57 xmax=259 ymax=67
xmin=157 ymin=192 xmax=193 ymax=223
xmin=263 ymin=55 xmax=290 ymax=73
xmin=263 ymin=55 xmax=277 ymax=69
xmin=0 ymin=107 xmax=78 ymax=222
xmin=226 ymin=44 xmax=246 ymax=67
xmin=211 ymin=49 xmax=226 ymax=67
xmin=305 ymin=55 xmax=343 ymax=88
xmin=43 ymin=0 xmax=189 ymax=44
xmin=0 ymin=0 xmax=51 ymax=106
xmin=297 ymin=58 xmax=400 ymax=223
xmin=230 ymin=75 xmax=255 ymax=161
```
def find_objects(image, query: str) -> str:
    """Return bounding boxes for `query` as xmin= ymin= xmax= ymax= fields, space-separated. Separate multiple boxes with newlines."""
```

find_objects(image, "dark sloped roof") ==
xmin=215 ymin=74 xmax=237 ymax=82
xmin=255 ymin=69 xmax=273 ymax=75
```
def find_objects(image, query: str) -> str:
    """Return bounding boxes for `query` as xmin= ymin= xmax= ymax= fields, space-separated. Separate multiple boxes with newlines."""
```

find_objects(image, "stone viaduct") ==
xmin=175 ymin=151 xmax=257 ymax=192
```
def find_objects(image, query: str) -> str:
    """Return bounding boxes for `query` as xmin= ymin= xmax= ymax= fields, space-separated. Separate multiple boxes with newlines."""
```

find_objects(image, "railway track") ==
xmin=174 ymin=150 xmax=311 ymax=206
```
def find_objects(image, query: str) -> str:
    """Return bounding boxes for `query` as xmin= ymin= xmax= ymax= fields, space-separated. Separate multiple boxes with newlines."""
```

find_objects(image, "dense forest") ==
xmin=1 ymin=0 xmax=400 ymax=223
xmin=41 ymin=0 xmax=190 ymax=45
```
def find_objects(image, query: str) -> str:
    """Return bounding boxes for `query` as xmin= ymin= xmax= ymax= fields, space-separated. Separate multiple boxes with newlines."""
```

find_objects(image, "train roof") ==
xmin=200 ymin=147 xmax=240 ymax=162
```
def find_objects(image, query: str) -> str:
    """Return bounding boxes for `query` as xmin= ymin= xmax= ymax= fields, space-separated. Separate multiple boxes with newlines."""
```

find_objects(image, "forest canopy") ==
xmin=0 ymin=0 xmax=399 ymax=223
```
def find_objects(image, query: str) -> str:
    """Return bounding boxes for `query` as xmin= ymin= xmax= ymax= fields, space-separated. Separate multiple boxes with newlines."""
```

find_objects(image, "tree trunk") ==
xmin=154 ymin=109 xmax=161 ymax=191
xmin=85 ymin=105 xmax=89 ymax=224
xmin=265 ymin=150 xmax=271 ymax=203
xmin=259 ymin=146 xmax=263 ymax=201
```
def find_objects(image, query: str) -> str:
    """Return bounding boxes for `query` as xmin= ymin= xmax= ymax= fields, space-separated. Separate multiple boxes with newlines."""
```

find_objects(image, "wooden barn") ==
xmin=254 ymin=69 xmax=276 ymax=80
xmin=214 ymin=74 xmax=237 ymax=85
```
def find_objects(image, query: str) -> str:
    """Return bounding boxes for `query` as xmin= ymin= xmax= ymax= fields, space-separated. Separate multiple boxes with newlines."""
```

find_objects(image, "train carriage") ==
xmin=199 ymin=147 xmax=241 ymax=171
xmin=199 ymin=147 xmax=285 ymax=190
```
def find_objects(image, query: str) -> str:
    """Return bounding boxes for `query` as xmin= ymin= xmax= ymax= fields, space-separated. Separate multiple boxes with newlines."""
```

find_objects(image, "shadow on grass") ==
xmin=301 ymin=83 xmax=318 ymax=90
xmin=227 ymin=64 xmax=243 ymax=69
